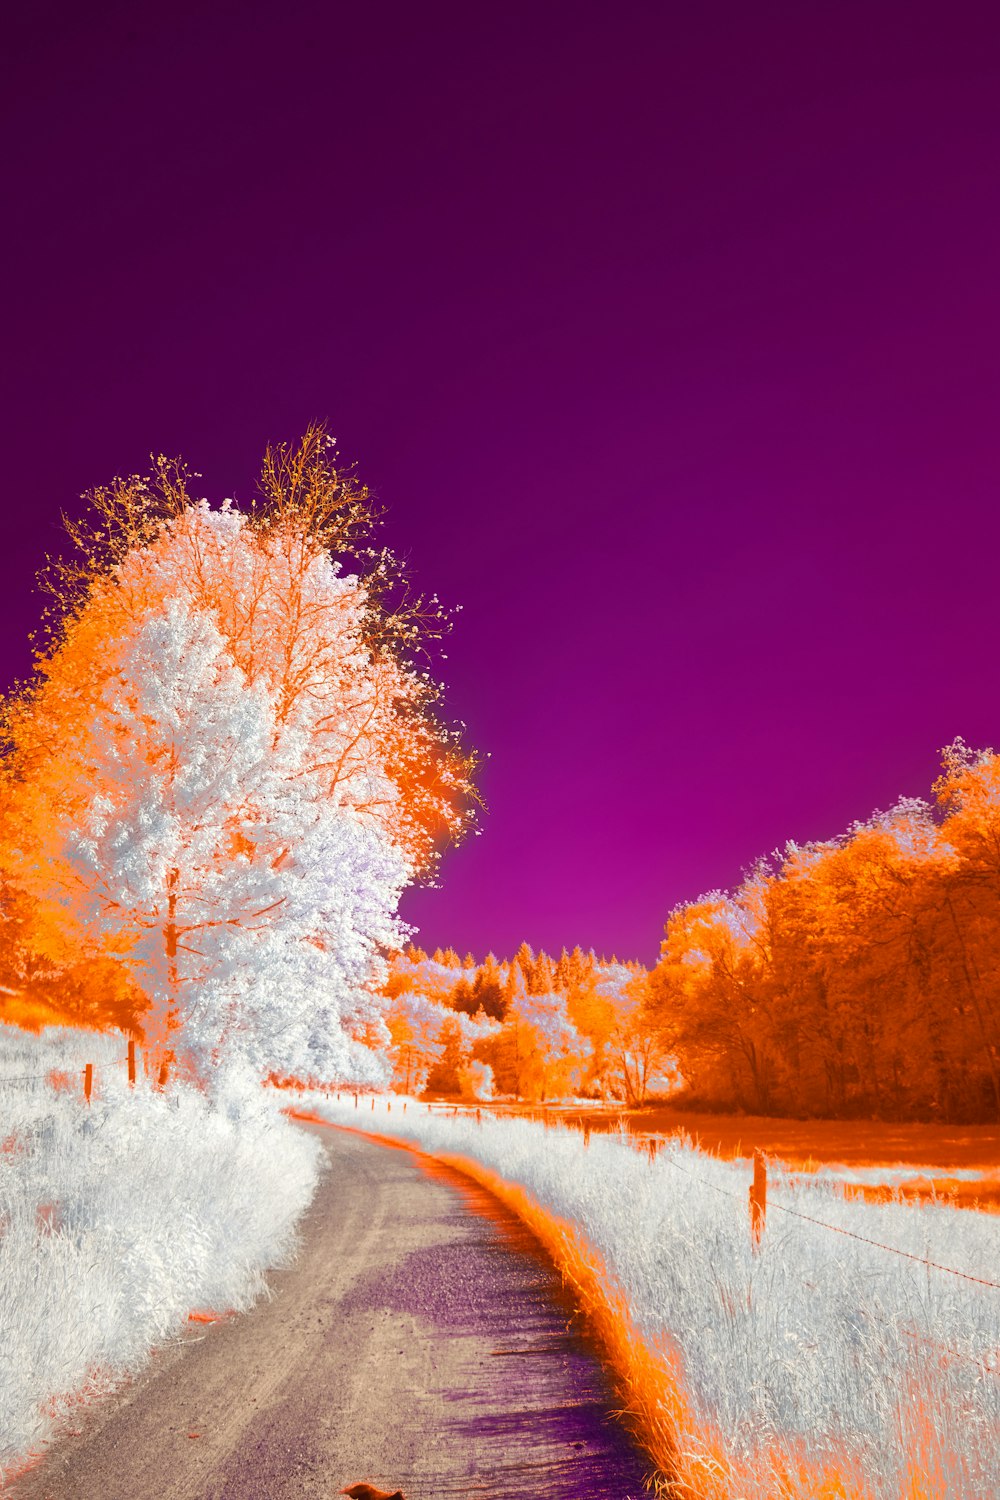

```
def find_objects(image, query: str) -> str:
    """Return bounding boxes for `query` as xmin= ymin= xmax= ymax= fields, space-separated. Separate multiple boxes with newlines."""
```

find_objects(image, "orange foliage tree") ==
xmin=649 ymin=759 xmax=1000 ymax=1122
xmin=0 ymin=429 xmax=478 ymax=1081
xmin=383 ymin=942 xmax=660 ymax=1103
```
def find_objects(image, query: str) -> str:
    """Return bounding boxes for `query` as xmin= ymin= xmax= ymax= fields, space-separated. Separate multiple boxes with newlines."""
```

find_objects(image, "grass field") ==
xmin=303 ymin=1092 xmax=1000 ymax=1500
xmin=0 ymin=1025 xmax=321 ymax=1481
xmin=506 ymin=1102 xmax=1000 ymax=1212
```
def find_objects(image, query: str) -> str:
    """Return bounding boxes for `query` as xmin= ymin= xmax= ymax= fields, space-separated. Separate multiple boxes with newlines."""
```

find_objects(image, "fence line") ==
xmin=9 ymin=1074 xmax=999 ymax=1294
xmin=1 ymin=1043 xmax=159 ymax=1101
xmin=423 ymin=1105 xmax=1000 ymax=1294
xmin=763 ymin=1194 xmax=1000 ymax=1290
xmin=358 ymin=1097 xmax=1000 ymax=1378
xmin=896 ymin=1319 xmax=999 ymax=1377
xmin=642 ymin=1132 xmax=1000 ymax=1291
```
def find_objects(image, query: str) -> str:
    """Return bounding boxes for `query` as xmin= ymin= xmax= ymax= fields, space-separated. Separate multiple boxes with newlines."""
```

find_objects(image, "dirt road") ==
xmin=12 ymin=1124 xmax=651 ymax=1500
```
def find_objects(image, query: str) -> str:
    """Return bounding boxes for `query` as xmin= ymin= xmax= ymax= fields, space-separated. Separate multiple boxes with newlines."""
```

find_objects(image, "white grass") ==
xmin=0 ymin=1025 xmax=321 ymax=1478
xmin=302 ymin=1094 xmax=1000 ymax=1499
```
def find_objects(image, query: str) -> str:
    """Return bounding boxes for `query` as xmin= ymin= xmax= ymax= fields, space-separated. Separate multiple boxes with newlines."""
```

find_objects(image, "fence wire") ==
xmin=642 ymin=1132 xmax=1000 ymax=1291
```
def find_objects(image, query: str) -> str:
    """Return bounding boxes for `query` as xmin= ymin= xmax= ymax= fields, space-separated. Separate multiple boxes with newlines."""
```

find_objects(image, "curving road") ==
xmin=12 ymin=1124 xmax=651 ymax=1500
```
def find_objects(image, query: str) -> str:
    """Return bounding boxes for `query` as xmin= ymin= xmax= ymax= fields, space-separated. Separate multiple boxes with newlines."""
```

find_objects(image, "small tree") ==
xmin=385 ymin=989 xmax=448 ymax=1095
xmin=601 ymin=964 xmax=673 ymax=1105
xmin=425 ymin=1015 xmax=466 ymax=1094
xmin=457 ymin=1059 xmax=494 ymax=1101
xmin=477 ymin=982 xmax=587 ymax=1101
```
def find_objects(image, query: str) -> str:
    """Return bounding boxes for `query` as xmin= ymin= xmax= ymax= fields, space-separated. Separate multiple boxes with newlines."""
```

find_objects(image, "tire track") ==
xmin=11 ymin=1126 xmax=650 ymax=1500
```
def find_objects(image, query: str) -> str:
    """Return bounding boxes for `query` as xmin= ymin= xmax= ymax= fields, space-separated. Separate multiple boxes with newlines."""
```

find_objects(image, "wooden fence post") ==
xmin=749 ymin=1149 xmax=767 ymax=1249
xmin=84 ymin=1063 xmax=93 ymax=1103
xmin=127 ymin=1037 xmax=136 ymax=1087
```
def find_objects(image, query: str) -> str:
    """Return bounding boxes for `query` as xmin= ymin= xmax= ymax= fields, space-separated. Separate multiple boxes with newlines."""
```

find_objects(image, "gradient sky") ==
xmin=4 ymin=3 xmax=1000 ymax=963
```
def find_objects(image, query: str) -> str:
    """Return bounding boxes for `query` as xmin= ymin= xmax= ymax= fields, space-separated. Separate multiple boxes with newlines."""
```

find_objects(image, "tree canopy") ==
xmin=0 ymin=429 xmax=478 ymax=1084
xmin=648 ymin=757 xmax=1000 ymax=1122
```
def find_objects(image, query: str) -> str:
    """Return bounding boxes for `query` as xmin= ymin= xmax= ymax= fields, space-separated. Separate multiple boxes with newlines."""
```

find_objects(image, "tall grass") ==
xmin=300 ymin=1095 xmax=1000 ymax=1500
xmin=0 ymin=1025 xmax=321 ymax=1479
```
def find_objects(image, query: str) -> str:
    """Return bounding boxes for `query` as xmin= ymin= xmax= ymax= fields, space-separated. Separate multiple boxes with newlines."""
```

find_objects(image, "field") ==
xmin=4 ymin=1022 xmax=996 ymax=1499
xmin=489 ymin=1102 xmax=1000 ymax=1212
xmin=301 ymin=1091 xmax=1000 ymax=1500
xmin=630 ymin=1106 xmax=1000 ymax=1213
xmin=0 ymin=1025 xmax=320 ymax=1482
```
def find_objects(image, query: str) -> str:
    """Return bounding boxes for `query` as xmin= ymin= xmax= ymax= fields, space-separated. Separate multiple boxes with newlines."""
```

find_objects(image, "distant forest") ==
xmin=384 ymin=942 xmax=658 ymax=1107
xmin=3 ymin=734 xmax=999 ymax=1123
xmin=392 ymin=742 xmax=1000 ymax=1124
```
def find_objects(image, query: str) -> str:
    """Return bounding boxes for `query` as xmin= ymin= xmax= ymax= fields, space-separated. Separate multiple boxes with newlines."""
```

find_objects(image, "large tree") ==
xmin=0 ymin=431 xmax=477 ymax=1083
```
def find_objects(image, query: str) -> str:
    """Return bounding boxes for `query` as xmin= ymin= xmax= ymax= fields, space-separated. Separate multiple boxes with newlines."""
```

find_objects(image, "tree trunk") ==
xmin=944 ymin=895 xmax=1000 ymax=1117
xmin=147 ymin=867 xmax=182 ymax=1082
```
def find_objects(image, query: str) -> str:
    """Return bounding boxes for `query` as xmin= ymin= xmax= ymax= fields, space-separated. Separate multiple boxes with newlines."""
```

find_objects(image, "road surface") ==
xmin=12 ymin=1124 xmax=652 ymax=1499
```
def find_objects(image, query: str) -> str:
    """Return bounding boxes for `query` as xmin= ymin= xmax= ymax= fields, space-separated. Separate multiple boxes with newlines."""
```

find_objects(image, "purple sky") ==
xmin=4 ymin=3 xmax=1000 ymax=964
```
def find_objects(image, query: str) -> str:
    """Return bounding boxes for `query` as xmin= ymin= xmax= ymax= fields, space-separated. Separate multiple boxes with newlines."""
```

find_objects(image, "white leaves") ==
xmin=55 ymin=539 xmax=410 ymax=1085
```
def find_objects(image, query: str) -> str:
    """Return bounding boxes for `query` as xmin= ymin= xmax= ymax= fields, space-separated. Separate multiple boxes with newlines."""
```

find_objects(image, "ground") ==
xmin=10 ymin=1125 xmax=652 ymax=1500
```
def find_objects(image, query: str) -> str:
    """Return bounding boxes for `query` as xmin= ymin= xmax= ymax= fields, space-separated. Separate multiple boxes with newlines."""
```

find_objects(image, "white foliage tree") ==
xmin=110 ymin=496 xmax=469 ymax=881
xmin=1 ymin=434 xmax=477 ymax=1082
xmin=64 ymin=598 xmax=406 ymax=1084
xmin=501 ymin=987 xmax=588 ymax=1101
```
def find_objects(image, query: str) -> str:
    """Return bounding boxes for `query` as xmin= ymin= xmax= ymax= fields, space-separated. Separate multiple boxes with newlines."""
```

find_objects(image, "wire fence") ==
xmin=0 ymin=1038 xmax=157 ymax=1104
xmin=763 ymin=1192 xmax=1000 ymax=1290
xmin=421 ymin=1100 xmax=1000 ymax=1298
xmin=444 ymin=1102 xmax=1000 ymax=1379
xmin=6 ymin=1071 xmax=999 ymax=1310
xmin=638 ymin=1140 xmax=1000 ymax=1290
xmin=341 ymin=1095 xmax=1000 ymax=1384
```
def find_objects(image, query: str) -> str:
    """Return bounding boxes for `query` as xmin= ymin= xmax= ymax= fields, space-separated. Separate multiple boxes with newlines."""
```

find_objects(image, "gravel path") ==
xmin=11 ymin=1124 xmax=651 ymax=1500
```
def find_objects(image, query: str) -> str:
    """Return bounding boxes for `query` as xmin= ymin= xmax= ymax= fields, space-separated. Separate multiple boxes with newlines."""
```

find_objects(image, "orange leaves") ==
xmin=933 ymin=739 xmax=1000 ymax=873
xmin=0 ymin=432 xmax=479 ymax=1072
xmin=19 ymin=427 xmax=477 ymax=882
xmin=651 ymin=751 xmax=1000 ymax=1122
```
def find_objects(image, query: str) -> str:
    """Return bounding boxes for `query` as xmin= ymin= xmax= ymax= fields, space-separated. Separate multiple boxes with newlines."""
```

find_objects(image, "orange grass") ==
xmin=560 ymin=1106 xmax=1000 ymax=1173
xmin=838 ymin=1175 xmax=1000 ymax=1213
xmin=0 ymin=995 xmax=73 ymax=1034
xmin=431 ymin=1147 xmax=725 ymax=1500
xmin=530 ymin=1104 xmax=1000 ymax=1214
xmin=297 ymin=1112 xmax=913 ymax=1500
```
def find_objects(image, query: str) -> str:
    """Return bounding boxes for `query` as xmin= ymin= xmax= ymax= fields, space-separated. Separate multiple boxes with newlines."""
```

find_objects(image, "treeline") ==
xmin=649 ymin=742 xmax=1000 ymax=1123
xmin=383 ymin=942 xmax=667 ymax=1104
xmin=404 ymin=741 xmax=1000 ymax=1123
